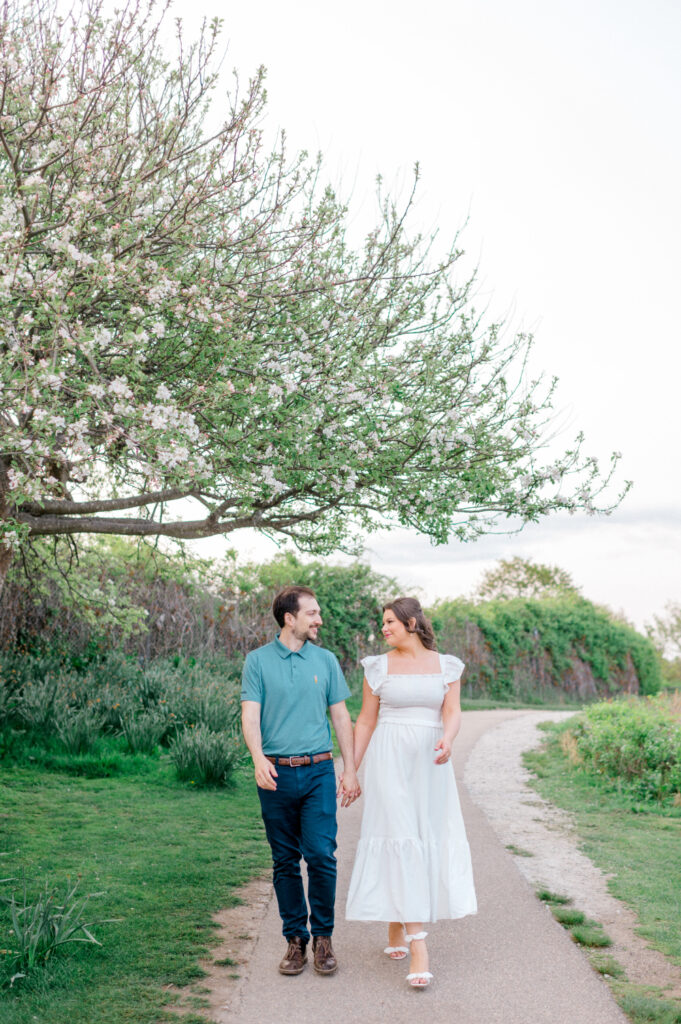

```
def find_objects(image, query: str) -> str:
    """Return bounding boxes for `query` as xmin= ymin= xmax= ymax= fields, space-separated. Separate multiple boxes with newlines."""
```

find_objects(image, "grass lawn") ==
xmin=525 ymin=725 xmax=681 ymax=1023
xmin=0 ymin=755 xmax=270 ymax=1024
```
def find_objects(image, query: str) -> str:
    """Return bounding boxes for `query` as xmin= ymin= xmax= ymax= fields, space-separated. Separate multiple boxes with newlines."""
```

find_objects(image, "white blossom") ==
xmin=109 ymin=377 xmax=133 ymax=398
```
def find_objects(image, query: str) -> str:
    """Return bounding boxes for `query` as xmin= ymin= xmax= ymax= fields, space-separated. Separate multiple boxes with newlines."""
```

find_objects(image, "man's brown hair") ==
xmin=272 ymin=585 xmax=317 ymax=628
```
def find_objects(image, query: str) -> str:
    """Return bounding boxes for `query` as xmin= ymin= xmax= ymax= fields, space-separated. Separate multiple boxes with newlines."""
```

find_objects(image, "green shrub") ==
xmin=431 ymin=596 xmax=662 ymax=698
xmin=0 ymin=677 xmax=17 ymax=724
xmin=53 ymin=703 xmax=106 ymax=755
xmin=0 ymin=649 xmax=248 ymax=769
xmin=157 ymin=656 xmax=242 ymax=734
xmin=568 ymin=696 xmax=681 ymax=802
xmin=169 ymin=725 xmax=240 ymax=787
xmin=16 ymin=673 xmax=66 ymax=734
xmin=120 ymin=709 xmax=169 ymax=754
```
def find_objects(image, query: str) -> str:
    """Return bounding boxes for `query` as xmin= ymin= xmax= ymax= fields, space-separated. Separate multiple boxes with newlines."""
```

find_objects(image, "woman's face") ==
xmin=382 ymin=609 xmax=409 ymax=646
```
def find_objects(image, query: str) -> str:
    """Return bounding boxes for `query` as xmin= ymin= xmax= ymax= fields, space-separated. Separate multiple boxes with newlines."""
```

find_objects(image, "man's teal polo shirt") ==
xmin=241 ymin=636 xmax=350 ymax=756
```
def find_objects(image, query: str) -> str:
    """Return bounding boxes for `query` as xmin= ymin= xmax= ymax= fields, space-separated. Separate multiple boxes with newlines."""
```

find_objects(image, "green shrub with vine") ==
xmin=431 ymin=596 xmax=661 ymax=698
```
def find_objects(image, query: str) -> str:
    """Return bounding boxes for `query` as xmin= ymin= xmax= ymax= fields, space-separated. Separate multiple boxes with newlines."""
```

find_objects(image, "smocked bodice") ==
xmin=360 ymin=653 xmax=464 ymax=728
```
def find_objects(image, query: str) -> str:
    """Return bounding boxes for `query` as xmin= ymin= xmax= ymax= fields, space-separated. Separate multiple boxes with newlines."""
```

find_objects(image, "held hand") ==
xmin=337 ymin=770 xmax=361 ymax=807
xmin=254 ymin=756 xmax=278 ymax=790
xmin=434 ymin=737 xmax=452 ymax=765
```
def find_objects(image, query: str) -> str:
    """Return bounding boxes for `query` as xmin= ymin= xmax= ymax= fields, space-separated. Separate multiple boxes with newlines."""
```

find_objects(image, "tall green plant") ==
xmin=169 ymin=726 xmax=240 ymax=787
xmin=1 ymin=878 xmax=113 ymax=986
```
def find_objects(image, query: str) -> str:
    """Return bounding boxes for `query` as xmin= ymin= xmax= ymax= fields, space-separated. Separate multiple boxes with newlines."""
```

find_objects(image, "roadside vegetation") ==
xmin=526 ymin=696 xmax=681 ymax=1024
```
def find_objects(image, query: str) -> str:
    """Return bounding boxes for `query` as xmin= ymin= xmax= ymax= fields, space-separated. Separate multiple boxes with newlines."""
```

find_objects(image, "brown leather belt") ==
xmin=265 ymin=752 xmax=333 ymax=767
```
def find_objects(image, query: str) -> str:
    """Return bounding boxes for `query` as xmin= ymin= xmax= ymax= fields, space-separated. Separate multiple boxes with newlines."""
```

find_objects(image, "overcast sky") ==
xmin=168 ymin=0 xmax=680 ymax=629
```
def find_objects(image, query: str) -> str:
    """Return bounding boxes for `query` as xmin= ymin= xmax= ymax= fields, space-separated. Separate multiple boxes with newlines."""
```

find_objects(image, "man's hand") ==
xmin=337 ymin=769 xmax=361 ymax=807
xmin=254 ymin=755 xmax=278 ymax=790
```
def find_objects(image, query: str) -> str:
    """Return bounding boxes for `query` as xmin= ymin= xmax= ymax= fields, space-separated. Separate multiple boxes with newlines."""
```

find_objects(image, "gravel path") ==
xmin=465 ymin=710 xmax=681 ymax=998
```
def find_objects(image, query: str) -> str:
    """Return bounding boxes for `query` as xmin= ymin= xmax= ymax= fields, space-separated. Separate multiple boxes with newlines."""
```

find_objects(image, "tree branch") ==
xmin=17 ymin=487 xmax=195 ymax=516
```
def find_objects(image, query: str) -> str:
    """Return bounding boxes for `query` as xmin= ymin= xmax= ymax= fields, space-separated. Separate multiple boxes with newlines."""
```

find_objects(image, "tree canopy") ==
xmin=647 ymin=602 xmax=681 ymax=660
xmin=0 ymin=0 xmax=628 ymax=590
xmin=475 ymin=557 xmax=581 ymax=602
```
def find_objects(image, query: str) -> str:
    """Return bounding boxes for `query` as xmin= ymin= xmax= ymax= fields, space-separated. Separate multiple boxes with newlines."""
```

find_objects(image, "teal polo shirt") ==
xmin=241 ymin=636 xmax=350 ymax=756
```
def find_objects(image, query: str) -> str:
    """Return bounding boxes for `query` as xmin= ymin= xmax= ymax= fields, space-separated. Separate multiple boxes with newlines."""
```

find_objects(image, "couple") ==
xmin=240 ymin=585 xmax=477 ymax=989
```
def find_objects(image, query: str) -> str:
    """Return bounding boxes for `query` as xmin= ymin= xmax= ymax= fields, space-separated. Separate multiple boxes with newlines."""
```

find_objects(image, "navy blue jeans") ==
xmin=257 ymin=758 xmax=338 ymax=942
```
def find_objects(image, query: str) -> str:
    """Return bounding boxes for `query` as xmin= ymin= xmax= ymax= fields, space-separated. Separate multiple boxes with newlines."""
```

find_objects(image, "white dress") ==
xmin=345 ymin=653 xmax=477 ymax=923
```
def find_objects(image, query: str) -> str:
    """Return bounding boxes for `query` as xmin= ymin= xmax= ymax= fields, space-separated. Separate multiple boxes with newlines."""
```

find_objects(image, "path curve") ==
xmin=465 ymin=711 xmax=681 ymax=997
xmin=212 ymin=709 xmax=630 ymax=1023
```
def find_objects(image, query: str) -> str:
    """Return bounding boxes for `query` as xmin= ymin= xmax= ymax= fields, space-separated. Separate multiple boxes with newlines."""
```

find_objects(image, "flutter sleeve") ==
xmin=360 ymin=654 xmax=387 ymax=696
xmin=441 ymin=653 xmax=465 ymax=688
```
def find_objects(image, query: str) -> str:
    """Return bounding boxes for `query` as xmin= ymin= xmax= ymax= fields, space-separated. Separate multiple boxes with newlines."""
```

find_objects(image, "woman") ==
xmin=345 ymin=597 xmax=477 ymax=988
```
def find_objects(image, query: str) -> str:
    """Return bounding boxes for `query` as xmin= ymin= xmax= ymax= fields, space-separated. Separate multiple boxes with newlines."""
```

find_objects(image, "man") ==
xmin=241 ymin=585 xmax=360 ymax=977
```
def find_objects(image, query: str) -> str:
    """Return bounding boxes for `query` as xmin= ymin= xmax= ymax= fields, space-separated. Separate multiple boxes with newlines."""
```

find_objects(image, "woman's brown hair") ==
xmin=383 ymin=597 xmax=438 ymax=651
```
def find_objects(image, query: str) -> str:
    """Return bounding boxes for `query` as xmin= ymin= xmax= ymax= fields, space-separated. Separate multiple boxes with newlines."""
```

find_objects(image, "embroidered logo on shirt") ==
xmin=314 ymin=675 xmax=318 ymax=684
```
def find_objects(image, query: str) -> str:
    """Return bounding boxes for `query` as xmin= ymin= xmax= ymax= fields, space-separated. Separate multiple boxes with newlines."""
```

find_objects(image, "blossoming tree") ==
xmin=0 ymin=0 xmax=628 ymax=594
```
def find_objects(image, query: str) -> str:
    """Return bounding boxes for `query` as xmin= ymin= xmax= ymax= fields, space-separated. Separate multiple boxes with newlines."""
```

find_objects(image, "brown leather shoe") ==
xmin=278 ymin=936 xmax=308 ymax=975
xmin=312 ymin=935 xmax=338 ymax=975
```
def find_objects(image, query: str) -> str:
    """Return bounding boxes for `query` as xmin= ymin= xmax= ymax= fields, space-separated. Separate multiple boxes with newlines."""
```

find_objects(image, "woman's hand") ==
xmin=337 ymin=770 xmax=362 ymax=807
xmin=434 ymin=737 xmax=452 ymax=765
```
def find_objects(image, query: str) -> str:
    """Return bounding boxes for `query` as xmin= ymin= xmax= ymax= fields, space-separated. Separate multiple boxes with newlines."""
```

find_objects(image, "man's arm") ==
xmin=241 ymin=700 xmax=278 ymax=790
xmin=328 ymin=701 xmax=361 ymax=807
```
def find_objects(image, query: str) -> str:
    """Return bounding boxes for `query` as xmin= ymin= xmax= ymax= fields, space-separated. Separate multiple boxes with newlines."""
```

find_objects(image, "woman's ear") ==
xmin=408 ymin=617 xmax=417 ymax=632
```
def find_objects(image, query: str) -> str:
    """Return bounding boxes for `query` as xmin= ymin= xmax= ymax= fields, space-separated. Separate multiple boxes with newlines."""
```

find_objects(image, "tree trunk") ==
xmin=0 ymin=545 xmax=12 ymax=600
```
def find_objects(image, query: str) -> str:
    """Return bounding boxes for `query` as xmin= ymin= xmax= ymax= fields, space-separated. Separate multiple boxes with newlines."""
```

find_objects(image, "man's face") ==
xmin=287 ymin=595 xmax=323 ymax=642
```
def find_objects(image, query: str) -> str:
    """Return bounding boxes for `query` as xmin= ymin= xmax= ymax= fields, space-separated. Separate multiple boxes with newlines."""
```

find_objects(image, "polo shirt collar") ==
xmin=274 ymin=635 xmax=310 ymax=659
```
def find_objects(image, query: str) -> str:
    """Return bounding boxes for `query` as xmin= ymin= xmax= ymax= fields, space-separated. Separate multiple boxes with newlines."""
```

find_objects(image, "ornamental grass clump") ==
xmin=53 ymin=702 xmax=106 ymax=755
xmin=568 ymin=697 xmax=681 ymax=802
xmin=169 ymin=725 xmax=240 ymax=787
xmin=0 ymin=878 xmax=112 ymax=988
xmin=161 ymin=660 xmax=241 ymax=735
xmin=120 ymin=708 xmax=169 ymax=754
xmin=16 ymin=674 xmax=65 ymax=735
xmin=0 ymin=678 xmax=16 ymax=725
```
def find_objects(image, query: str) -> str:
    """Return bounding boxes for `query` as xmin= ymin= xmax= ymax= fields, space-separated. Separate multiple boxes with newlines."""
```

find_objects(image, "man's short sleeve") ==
xmin=241 ymin=651 xmax=263 ymax=703
xmin=326 ymin=653 xmax=351 ymax=706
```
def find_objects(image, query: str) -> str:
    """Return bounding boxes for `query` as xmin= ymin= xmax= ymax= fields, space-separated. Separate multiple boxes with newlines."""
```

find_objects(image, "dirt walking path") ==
xmin=185 ymin=708 xmax=638 ymax=1024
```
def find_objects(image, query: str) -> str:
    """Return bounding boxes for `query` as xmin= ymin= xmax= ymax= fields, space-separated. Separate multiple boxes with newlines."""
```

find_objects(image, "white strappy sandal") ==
xmin=384 ymin=924 xmax=408 ymax=960
xmin=404 ymin=931 xmax=433 ymax=988
xmin=384 ymin=944 xmax=409 ymax=960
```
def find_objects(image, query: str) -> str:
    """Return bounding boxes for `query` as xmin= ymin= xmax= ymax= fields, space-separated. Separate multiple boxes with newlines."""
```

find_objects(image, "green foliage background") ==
xmin=0 ymin=538 xmax=661 ymax=699
xmin=431 ymin=596 xmax=661 ymax=698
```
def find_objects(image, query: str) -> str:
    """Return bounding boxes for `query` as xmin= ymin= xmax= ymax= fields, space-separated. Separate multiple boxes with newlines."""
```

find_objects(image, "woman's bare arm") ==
xmin=434 ymin=679 xmax=462 ymax=764
xmin=353 ymin=678 xmax=380 ymax=770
